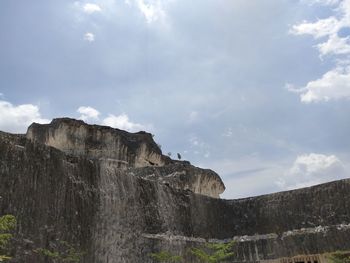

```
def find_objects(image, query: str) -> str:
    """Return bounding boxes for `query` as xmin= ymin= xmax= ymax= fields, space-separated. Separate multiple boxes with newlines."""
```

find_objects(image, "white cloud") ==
xmin=276 ymin=153 xmax=345 ymax=190
xmin=301 ymin=0 xmax=340 ymax=6
xmin=136 ymin=0 xmax=162 ymax=23
xmin=317 ymin=34 xmax=350 ymax=56
xmin=134 ymin=0 xmax=166 ymax=24
xmin=84 ymin=32 xmax=95 ymax=42
xmin=300 ymin=66 xmax=350 ymax=102
xmin=77 ymin=106 xmax=100 ymax=122
xmin=290 ymin=0 xmax=350 ymax=102
xmin=0 ymin=100 xmax=50 ymax=133
xmin=102 ymin=114 xmax=145 ymax=132
xmin=83 ymin=3 xmax=102 ymax=14
xmin=284 ymin=83 xmax=305 ymax=93
xmin=76 ymin=106 xmax=150 ymax=132
xmin=200 ymin=152 xmax=349 ymax=199
xmin=291 ymin=1 xmax=350 ymax=57
xmin=291 ymin=17 xmax=339 ymax=39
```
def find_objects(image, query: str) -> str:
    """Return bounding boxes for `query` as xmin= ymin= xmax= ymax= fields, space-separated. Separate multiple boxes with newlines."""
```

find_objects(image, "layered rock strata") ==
xmin=26 ymin=118 xmax=168 ymax=168
xmin=0 ymin=118 xmax=349 ymax=263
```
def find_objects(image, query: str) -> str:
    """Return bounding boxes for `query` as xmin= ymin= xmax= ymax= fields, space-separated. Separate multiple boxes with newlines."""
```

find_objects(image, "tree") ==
xmin=0 ymin=215 xmax=16 ymax=262
xmin=149 ymin=251 xmax=182 ymax=262
xmin=177 ymin=153 xmax=181 ymax=160
xmin=189 ymin=240 xmax=235 ymax=263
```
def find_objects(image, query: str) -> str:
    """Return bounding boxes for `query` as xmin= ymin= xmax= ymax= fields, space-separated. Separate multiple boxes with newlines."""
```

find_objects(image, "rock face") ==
xmin=0 ymin=118 xmax=349 ymax=263
xmin=26 ymin=118 xmax=169 ymax=168
xmin=25 ymin=118 xmax=225 ymax=199
xmin=127 ymin=164 xmax=225 ymax=198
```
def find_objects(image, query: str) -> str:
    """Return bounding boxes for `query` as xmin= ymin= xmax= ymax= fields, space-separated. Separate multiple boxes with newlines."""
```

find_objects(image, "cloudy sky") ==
xmin=1 ymin=0 xmax=350 ymax=199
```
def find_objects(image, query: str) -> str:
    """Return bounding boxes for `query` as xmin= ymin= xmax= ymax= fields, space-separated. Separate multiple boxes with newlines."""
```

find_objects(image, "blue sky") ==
xmin=1 ymin=0 xmax=350 ymax=198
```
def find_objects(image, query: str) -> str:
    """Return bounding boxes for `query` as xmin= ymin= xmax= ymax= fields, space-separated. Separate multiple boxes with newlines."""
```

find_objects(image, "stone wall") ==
xmin=0 ymin=131 xmax=99 ymax=262
xmin=0 ymin=120 xmax=349 ymax=262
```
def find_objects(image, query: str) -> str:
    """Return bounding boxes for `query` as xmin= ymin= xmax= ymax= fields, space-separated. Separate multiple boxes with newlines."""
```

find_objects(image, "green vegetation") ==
xmin=328 ymin=251 xmax=350 ymax=263
xmin=189 ymin=240 xmax=235 ymax=263
xmin=34 ymin=240 xmax=84 ymax=262
xmin=0 ymin=214 xmax=83 ymax=262
xmin=149 ymin=240 xmax=235 ymax=263
xmin=0 ymin=215 xmax=16 ymax=262
xmin=2 ymin=214 xmax=234 ymax=263
xmin=149 ymin=251 xmax=182 ymax=262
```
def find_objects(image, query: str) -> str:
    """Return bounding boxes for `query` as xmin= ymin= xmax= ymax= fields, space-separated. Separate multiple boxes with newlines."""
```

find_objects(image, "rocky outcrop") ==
xmin=0 ymin=119 xmax=349 ymax=262
xmin=25 ymin=118 xmax=225 ymax=199
xmin=126 ymin=163 xmax=225 ymax=198
xmin=26 ymin=118 xmax=169 ymax=168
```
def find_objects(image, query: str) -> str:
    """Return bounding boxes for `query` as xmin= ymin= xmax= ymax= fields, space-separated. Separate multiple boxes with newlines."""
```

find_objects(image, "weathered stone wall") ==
xmin=0 ymin=131 xmax=99 ymax=262
xmin=0 ymin=120 xmax=349 ymax=262
xmin=197 ymin=179 xmax=350 ymax=238
xmin=128 ymin=163 xmax=225 ymax=198
xmin=119 ymin=180 xmax=350 ymax=262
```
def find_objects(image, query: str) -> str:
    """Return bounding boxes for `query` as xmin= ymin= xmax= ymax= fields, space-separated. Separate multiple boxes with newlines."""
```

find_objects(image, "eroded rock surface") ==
xmin=25 ymin=118 xmax=225 ymax=199
xmin=0 ymin=119 xmax=349 ymax=263
xmin=26 ymin=118 xmax=169 ymax=168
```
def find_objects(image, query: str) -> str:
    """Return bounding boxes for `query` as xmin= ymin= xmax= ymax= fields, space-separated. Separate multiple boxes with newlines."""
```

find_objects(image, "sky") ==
xmin=1 ymin=0 xmax=350 ymax=199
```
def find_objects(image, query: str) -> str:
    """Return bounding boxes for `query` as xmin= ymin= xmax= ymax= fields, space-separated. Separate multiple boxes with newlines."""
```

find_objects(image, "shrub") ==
xmin=328 ymin=251 xmax=350 ymax=263
xmin=0 ymin=215 xmax=17 ymax=262
xmin=149 ymin=251 xmax=182 ymax=262
xmin=189 ymin=240 xmax=235 ymax=263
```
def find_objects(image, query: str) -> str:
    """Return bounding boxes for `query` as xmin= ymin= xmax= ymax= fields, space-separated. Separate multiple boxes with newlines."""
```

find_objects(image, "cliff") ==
xmin=26 ymin=118 xmax=225 ymax=198
xmin=26 ymin=118 xmax=169 ymax=168
xmin=0 ymin=118 xmax=349 ymax=263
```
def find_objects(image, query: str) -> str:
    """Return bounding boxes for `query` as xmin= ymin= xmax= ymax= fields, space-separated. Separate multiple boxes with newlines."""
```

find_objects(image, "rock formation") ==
xmin=26 ymin=118 xmax=168 ymax=168
xmin=0 ymin=118 xmax=349 ymax=263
